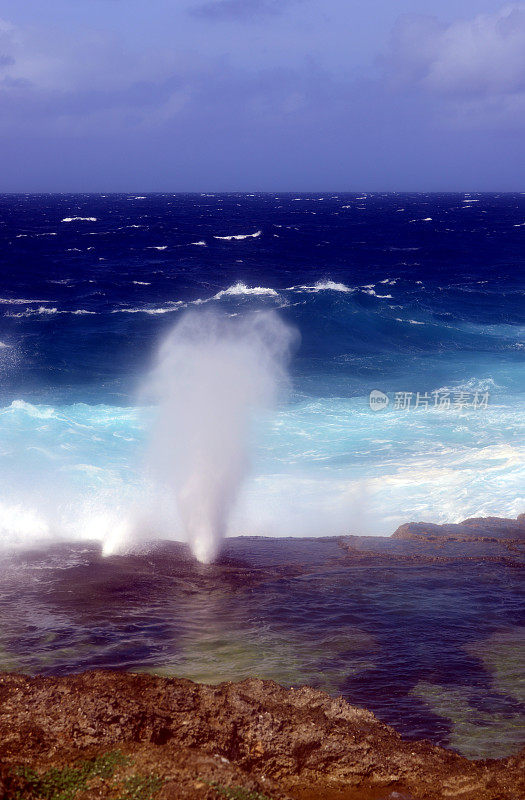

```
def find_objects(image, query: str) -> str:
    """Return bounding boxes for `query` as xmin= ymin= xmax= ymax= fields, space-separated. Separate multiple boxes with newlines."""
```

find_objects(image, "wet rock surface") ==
xmin=0 ymin=671 xmax=523 ymax=800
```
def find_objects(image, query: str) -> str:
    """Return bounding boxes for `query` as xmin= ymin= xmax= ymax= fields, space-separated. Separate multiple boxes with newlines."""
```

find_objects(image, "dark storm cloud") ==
xmin=383 ymin=5 xmax=525 ymax=97
xmin=1 ymin=2 xmax=524 ymax=189
xmin=380 ymin=4 xmax=525 ymax=131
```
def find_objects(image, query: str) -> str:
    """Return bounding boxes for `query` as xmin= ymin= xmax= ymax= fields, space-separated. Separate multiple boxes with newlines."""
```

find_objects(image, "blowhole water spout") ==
xmin=146 ymin=309 xmax=298 ymax=563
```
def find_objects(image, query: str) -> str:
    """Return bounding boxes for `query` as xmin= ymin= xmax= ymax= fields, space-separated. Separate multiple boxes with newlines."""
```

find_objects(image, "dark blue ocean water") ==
xmin=0 ymin=193 xmax=523 ymax=546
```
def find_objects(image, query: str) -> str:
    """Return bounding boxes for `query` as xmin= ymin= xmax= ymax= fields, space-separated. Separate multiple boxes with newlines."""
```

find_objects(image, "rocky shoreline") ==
xmin=0 ymin=671 xmax=523 ymax=800
xmin=391 ymin=514 xmax=525 ymax=543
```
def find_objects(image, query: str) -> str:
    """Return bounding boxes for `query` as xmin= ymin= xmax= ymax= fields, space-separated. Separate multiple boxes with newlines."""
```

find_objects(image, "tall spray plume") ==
xmin=146 ymin=310 xmax=298 ymax=563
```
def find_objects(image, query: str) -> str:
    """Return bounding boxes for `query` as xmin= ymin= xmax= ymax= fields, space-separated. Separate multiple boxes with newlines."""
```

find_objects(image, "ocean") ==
xmin=0 ymin=193 xmax=523 ymax=759
xmin=1 ymin=192 xmax=523 ymax=548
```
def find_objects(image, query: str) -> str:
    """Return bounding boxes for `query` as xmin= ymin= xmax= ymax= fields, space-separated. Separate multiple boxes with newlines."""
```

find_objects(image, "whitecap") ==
xmin=212 ymin=282 xmax=279 ymax=300
xmin=147 ymin=246 xmax=168 ymax=251
xmin=422 ymin=217 xmax=433 ymax=221
xmin=361 ymin=289 xmax=393 ymax=298
xmin=434 ymin=377 xmax=500 ymax=394
xmin=132 ymin=281 xmax=151 ymax=286
xmin=214 ymin=231 xmax=262 ymax=241
xmin=61 ymin=217 xmax=97 ymax=223
xmin=6 ymin=307 xmax=95 ymax=318
xmin=8 ymin=399 xmax=57 ymax=418
xmin=190 ymin=241 xmax=207 ymax=246
xmin=111 ymin=301 xmax=185 ymax=315
xmin=287 ymin=280 xmax=353 ymax=293
xmin=0 ymin=298 xmax=52 ymax=305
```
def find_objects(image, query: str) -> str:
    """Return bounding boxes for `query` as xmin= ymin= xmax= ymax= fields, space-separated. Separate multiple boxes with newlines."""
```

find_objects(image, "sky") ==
xmin=0 ymin=0 xmax=524 ymax=191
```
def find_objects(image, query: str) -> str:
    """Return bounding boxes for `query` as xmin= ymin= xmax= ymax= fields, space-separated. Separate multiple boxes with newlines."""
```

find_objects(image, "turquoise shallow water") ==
xmin=0 ymin=392 xmax=523 ymax=550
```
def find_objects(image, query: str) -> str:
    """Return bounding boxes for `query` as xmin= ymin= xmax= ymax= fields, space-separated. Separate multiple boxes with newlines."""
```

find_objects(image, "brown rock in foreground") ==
xmin=392 ymin=514 xmax=525 ymax=542
xmin=0 ymin=672 xmax=523 ymax=800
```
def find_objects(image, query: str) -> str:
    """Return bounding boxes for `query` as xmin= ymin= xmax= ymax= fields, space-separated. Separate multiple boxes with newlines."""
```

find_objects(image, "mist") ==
xmin=145 ymin=309 xmax=298 ymax=563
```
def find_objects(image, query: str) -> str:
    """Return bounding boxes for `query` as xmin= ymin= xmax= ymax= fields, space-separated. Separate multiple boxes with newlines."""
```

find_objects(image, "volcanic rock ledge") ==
xmin=392 ymin=514 xmax=525 ymax=542
xmin=0 ymin=671 xmax=523 ymax=800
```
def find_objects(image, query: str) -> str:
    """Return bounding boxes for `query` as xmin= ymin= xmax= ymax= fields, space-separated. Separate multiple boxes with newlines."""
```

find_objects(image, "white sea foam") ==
xmin=0 ymin=341 xmax=10 ymax=348
xmin=147 ymin=246 xmax=168 ymax=251
xmin=422 ymin=217 xmax=433 ymax=221
xmin=111 ymin=302 xmax=184 ymax=315
xmin=211 ymin=282 xmax=279 ymax=301
xmin=395 ymin=318 xmax=425 ymax=325
xmin=0 ymin=502 xmax=50 ymax=547
xmin=287 ymin=280 xmax=352 ymax=293
xmin=61 ymin=217 xmax=97 ymax=223
xmin=133 ymin=281 xmax=151 ymax=286
xmin=0 ymin=386 xmax=522 ymax=554
xmin=17 ymin=232 xmax=57 ymax=237
xmin=361 ymin=289 xmax=393 ymax=298
xmin=433 ymin=377 xmax=501 ymax=394
xmin=0 ymin=298 xmax=52 ymax=304
xmin=214 ymin=231 xmax=262 ymax=241
xmin=190 ymin=241 xmax=207 ymax=246
xmin=6 ymin=307 xmax=95 ymax=318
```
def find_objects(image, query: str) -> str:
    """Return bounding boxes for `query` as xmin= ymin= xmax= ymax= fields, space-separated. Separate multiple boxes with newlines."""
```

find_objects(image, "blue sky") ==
xmin=0 ymin=1 xmax=524 ymax=190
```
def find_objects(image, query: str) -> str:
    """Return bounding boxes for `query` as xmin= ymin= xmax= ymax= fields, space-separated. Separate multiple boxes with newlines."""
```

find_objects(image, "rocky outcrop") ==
xmin=0 ymin=671 xmax=523 ymax=799
xmin=392 ymin=514 xmax=525 ymax=542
